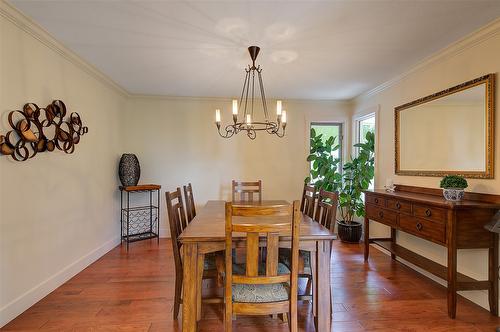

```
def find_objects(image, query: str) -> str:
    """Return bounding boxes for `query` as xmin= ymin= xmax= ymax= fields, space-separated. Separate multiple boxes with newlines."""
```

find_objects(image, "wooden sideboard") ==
xmin=364 ymin=185 xmax=500 ymax=318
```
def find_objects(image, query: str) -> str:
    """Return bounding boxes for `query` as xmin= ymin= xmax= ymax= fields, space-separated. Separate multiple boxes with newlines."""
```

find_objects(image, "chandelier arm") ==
xmin=265 ymin=122 xmax=278 ymax=134
xmin=246 ymin=127 xmax=257 ymax=140
xmin=257 ymin=69 xmax=269 ymax=120
xmin=216 ymin=123 xmax=236 ymax=139
xmin=275 ymin=128 xmax=286 ymax=138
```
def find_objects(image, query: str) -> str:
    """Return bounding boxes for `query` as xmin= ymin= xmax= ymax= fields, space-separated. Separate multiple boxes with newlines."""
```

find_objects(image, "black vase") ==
xmin=119 ymin=154 xmax=140 ymax=187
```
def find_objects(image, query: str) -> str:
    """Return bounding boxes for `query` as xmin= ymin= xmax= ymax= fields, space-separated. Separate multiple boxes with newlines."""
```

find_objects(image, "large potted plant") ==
xmin=337 ymin=131 xmax=375 ymax=243
xmin=305 ymin=129 xmax=375 ymax=243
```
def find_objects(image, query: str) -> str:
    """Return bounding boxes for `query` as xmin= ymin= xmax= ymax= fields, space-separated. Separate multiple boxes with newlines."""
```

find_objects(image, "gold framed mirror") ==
xmin=395 ymin=74 xmax=495 ymax=179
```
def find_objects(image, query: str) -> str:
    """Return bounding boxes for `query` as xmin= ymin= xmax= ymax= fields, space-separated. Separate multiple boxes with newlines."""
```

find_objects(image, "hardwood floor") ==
xmin=2 ymin=239 xmax=499 ymax=331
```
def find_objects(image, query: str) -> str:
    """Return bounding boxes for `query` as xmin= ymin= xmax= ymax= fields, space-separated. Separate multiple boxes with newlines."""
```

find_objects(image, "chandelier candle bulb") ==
xmin=276 ymin=100 xmax=282 ymax=116
xmin=232 ymin=100 xmax=238 ymax=115
xmin=246 ymin=114 xmax=252 ymax=126
xmin=282 ymin=110 xmax=287 ymax=124
xmin=215 ymin=109 xmax=221 ymax=123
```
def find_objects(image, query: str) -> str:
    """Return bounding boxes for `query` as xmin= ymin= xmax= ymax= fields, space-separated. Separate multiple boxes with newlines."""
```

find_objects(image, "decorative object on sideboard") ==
xmin=214 ymin=46 xmax=287 ymax=140
xmin=0 ymin=100 xmax=88 ymax=161
xmin=119 ymin=153 xmax=141 ymax=187
xmin=440 ymin=175 xmax=468 ymax=201
xmin=384 ymin=178 xmax=396 ymax=192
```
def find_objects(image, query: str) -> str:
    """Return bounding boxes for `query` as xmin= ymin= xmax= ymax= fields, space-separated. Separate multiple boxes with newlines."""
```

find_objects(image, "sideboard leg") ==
xmin=364 ymin=217 xmax=370 ymax=261
xmin=390 ymin=228 xmax=397 ymax=260
xmin=489 ymin=233 xmax=499 ymax=316
xmin=447 ymin=212 xmax=457 ymax=319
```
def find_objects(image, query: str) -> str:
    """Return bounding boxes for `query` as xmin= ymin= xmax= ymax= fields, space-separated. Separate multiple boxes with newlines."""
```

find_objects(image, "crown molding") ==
xmin=0 ymin=0 xmax=129 ymax=97
xmin=356 ymin=17 xmax=500 ymax=101
xmin=129 ymin=93 xmax=352 ymax=105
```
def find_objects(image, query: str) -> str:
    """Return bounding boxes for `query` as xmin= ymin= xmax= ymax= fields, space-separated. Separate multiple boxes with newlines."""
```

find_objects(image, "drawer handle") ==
xmin=425 ymin=209 xmax=432 ymax=217
xmin=378 ymin=211 xmax=384 ymax=218
xmin=395 ymin=202 xmax=401 ymax=209
xmin=374 ymin=198 xmax=379 ymax=204
xmin=416 ymin=222 xmax=423 ymax=231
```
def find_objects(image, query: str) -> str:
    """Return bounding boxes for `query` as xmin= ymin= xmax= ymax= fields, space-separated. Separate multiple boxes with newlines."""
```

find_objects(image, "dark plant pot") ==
xmin=119 ymin=153 xmax=140 ymax=187
xmin=337 ymin=220 xmax=363 ymax=243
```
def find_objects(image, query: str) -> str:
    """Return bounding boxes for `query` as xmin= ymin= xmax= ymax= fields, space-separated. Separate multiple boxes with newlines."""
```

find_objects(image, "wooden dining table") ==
xmin=178 ymin=200 xmax=336 ymax=332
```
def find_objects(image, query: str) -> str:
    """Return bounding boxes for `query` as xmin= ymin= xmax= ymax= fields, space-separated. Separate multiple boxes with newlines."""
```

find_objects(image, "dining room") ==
xmin=2 ymin=1 xmax=500 ymax=331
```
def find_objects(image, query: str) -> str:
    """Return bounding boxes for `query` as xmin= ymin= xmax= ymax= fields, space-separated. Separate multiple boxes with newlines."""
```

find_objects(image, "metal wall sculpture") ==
xmin=0 ymin=100 xmax=88 ymax=161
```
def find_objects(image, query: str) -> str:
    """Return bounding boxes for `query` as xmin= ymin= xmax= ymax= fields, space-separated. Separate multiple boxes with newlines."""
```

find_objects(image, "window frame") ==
xmin=352 ymin=109 xmax=378 ymax=189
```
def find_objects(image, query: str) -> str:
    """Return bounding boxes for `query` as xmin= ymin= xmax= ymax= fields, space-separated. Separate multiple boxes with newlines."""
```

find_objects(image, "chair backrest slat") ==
xmin=232 ymin=180 xmax=262 ymax=202
xmin=300 ymin=184 xmax=317 ymax=218
xmin=183 ymin=183 xmax=196 ymax=223
xmin=314 ymin=189 xmax=339 ymax=231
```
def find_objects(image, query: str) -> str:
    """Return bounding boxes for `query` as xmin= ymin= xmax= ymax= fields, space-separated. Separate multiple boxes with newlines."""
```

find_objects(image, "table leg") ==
xmin=182 ymin=242 xmax=198 ymax=332
xmin=310 ymin=251 xmax=317 ymax=318
xmin=316 ymin=240 xmax=332 ymax=332
xmin=197 ymin=254 xmax=204 ymax=322
xmin=364 ymin=216 xmax=369 ymax=261
xmin=390 ymin=228 xmax=397 ymax=260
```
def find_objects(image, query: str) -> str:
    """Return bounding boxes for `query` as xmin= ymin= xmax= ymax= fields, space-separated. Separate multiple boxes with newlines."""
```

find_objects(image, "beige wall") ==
xmin=123 ymin=96 xmax=351 ymax=236
xmin=0 ymin=3 xmax=126 ymax=326
xmin=353 ymin=21 xmax=500 ymax=310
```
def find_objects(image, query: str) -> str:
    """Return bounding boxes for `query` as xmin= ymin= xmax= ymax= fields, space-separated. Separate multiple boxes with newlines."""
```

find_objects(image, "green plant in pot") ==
xmin=337 ymin=131 xmax=375 ymax=243
xmin=440 ymin=175 xmax=468 ymax=201
xmin=305 ymin=128 xmax=342 ymax=191
xmin=305 ymin=129 xmax=375 ymax=243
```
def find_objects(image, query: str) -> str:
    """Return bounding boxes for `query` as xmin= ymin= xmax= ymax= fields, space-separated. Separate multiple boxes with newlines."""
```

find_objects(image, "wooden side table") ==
xmin=119 ymin=184 xmax=161 ymax=250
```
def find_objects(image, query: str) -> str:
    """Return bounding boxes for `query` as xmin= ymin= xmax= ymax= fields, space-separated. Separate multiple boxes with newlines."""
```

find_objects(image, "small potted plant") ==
xmin=440 ymin=175 xmax=468 ymax=201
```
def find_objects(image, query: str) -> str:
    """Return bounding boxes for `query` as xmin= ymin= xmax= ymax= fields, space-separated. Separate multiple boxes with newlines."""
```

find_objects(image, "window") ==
xmin=310 ymin=122 xmax=343 ymax=171
xmin=354 ymin=113 xmax=376 ymax=188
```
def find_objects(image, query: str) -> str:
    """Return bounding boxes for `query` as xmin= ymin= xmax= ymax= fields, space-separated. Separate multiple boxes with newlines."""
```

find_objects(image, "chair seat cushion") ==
xmin=279 ymin=248 xmax=311 ymax=274
xmin=231 ymin=262 xmax=290 ymax=303
xmin=232 ymin=282 xmax=290 ymax=303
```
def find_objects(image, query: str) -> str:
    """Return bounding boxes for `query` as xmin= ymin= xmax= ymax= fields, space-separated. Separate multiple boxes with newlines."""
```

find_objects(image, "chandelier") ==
xmin=215 ymin=46 xmax=286 ymax=140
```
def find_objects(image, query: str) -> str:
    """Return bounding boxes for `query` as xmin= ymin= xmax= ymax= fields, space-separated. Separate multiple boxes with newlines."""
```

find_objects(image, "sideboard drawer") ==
xmin=413 ymin=204 xmax=446 ymax=223
xmin=366 ymin=204 xmax=398 ymax=227
xmin=399 ymin=214 xmax=446 ymax=244
xmin=366 ymin=195 xmax=385 ymax=207
xmin=386 ymin=198 xmax=412 ymax=214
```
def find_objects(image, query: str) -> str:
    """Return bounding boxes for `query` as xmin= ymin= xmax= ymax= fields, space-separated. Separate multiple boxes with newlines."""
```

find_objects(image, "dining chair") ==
xmin=183 ymin=183 xmax=196 ymax=223
xmin=300 ymin=183 xmax=317 ymax=218
xmin=301 ymin=189 xmax=338 ymax=301
xmin=166 ymin=188 xmax=222 ymax=320
xmin=232 ymin=180 xmax=262 ymax=202
xmin=224 ymin=200 xmax=300 ymax=332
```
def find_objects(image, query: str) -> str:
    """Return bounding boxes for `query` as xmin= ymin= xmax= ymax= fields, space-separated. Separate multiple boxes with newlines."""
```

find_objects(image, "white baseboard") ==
xmin=0 ymin=236 xmax=120 ymax=328
xmin=159 ymin=227 xmax=170 ymax=238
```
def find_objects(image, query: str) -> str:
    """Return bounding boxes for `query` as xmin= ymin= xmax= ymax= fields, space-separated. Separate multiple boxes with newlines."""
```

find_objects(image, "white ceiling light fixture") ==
xmin=215 ymin=46 xmax=286 ymax=140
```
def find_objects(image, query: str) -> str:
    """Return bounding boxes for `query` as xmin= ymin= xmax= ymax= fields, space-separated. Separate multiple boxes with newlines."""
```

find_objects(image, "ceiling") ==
xmin=8 ymin=0 xmax=500 ymax=100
